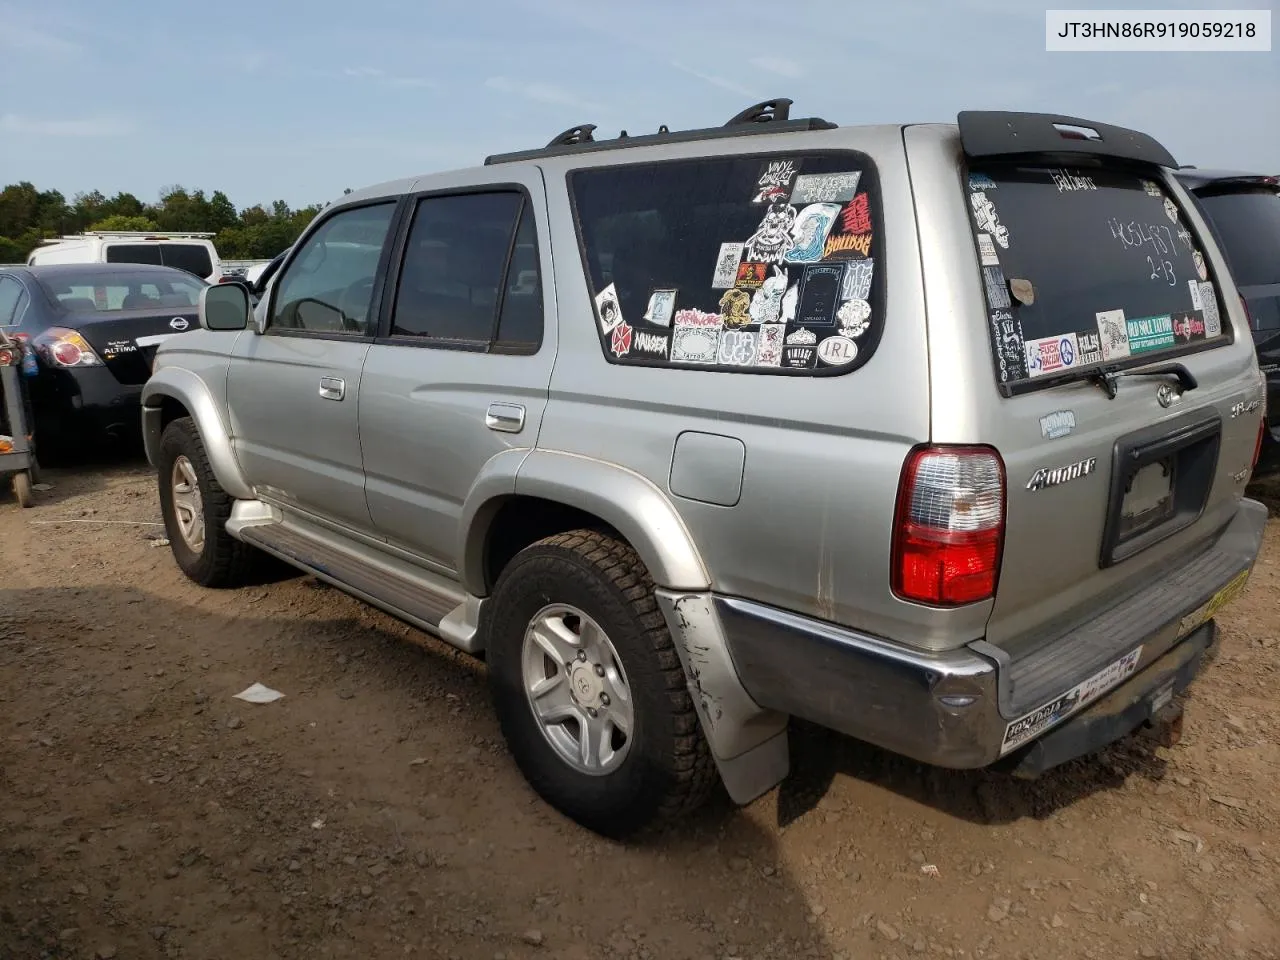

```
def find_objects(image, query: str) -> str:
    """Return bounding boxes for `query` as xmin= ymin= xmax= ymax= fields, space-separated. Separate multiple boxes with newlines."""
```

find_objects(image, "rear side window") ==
xmin=105 ymin=244 xmax=163 ymax=266
xmin=0 ymin=276 xmax=25 ymax=325
xmin=569 ymin=151 xmax=884 ymax=375
xmin=159 ymin=243 xmax=213 ymax=279
xmin=966 ymin=166 xmax=1228 ymax=390
xmin=1194 ymin=187 xmax=1280 ymax=290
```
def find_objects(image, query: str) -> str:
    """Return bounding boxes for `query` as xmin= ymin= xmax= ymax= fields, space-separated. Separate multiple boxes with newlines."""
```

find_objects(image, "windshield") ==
xmin=967 ymin=163 xmax=1229 ymax=388
xmin=1194 ymin=188 xmax=1280 ymax=289
xmin=39 ymin=269 xmax=206 ymax=312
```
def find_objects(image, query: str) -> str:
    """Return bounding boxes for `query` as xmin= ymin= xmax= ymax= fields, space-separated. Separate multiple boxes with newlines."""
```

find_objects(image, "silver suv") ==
xmin=142 ymin=103 xmax=1269 ymax=838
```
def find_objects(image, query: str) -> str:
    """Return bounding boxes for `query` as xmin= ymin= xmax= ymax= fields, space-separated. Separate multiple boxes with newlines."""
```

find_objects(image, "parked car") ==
xmin=0 ymin=263 xmax=204 ymax=451
xmin=27 ymin=231 xmax=223 ymax=285
xmin=142 ymin=103 xmax=1268 ymax=838
xmin=1174 ymin=168 xmax=1280 ymax=474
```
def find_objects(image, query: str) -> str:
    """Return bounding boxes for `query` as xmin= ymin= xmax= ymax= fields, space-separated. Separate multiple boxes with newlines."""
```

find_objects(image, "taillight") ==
xmin=0 ymin=347 xmax=14 ymax=366
xmin=34 ymin=327 xmax=102 ymax=368
xmin=892 ymin=445 xmax=1007 ymax=606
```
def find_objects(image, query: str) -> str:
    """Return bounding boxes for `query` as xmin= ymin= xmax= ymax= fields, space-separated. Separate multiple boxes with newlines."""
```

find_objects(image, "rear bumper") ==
xmin=717 ymin=497 xmax=1268 ymax=771
xmin=29 ymin=367 xmax=141 ymax=437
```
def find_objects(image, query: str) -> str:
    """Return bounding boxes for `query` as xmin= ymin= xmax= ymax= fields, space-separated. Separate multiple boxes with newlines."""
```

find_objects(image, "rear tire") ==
xmin=156 ymin=417 xmax=258 ymax=587
xmin=12 ymin=471 xmax=32 ymax=508
xmin=486 ymin=529 xmax=715 ymax=838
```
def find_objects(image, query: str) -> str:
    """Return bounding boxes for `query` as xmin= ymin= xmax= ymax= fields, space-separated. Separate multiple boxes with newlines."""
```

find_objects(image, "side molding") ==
xmin=141 ymin=367 xmax=254 ymax=501
xmin=459 ymin=448 xmax=713 ymax=597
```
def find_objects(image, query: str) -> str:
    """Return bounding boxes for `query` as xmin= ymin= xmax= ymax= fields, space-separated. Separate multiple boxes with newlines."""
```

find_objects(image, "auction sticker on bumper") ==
xmin=1000 ymin=646 xmax=1144 ymax=755
xmin=1176 ymin=568 xmax=1250 ymax=640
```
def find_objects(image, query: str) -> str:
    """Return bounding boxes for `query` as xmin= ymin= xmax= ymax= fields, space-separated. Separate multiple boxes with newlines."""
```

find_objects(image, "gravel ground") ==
xmin=1 ymin=460 xmax=1277 ymax=960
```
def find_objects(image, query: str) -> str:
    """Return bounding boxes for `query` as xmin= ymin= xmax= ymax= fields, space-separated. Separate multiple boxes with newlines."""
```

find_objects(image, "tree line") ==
xmin=0 ymin=181 xmax=330 ymax=264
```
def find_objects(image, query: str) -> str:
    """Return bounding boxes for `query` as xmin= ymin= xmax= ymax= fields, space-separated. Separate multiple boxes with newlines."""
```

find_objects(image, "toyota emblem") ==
xmin=1156 ymin=383 xmax=1178 ymax=408
xmin=170 ymin=317 xmax=190 ymax=331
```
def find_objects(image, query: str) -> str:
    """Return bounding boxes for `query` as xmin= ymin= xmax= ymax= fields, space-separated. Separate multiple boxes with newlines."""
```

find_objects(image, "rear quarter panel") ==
xmin=535 ymin=127 xmax=994 ymax=648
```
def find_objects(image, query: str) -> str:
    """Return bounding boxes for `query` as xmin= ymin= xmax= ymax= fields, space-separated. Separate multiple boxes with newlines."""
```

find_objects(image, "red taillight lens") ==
xmin=892 ymin=445 xmax=1007 ymax=606
xmin=34 ymin=328 xmax=101 ymax=368
xmin=0 ymin=348 xmax=13 ymax=366
xmin=51 ymin=340 xmax=83 ymax=365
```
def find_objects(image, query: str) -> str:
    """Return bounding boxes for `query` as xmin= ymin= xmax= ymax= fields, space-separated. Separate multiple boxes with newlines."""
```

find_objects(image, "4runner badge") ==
xmin=1026 ymin=457 xmax=1097 ymax=491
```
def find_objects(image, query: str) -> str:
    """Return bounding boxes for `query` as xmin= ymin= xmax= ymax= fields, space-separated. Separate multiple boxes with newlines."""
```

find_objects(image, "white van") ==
xmin=27 ymin=232 xmax=222 ymax=284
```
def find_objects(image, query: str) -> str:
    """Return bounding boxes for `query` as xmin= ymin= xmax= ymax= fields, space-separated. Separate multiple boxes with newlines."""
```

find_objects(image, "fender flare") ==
xmin=141 ymin=368 xmax=254 ymax=501
xmin=458 ymin=448 xmax=712 ymax=597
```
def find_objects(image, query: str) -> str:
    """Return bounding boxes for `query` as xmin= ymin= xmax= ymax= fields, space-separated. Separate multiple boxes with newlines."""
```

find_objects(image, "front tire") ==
xmin=486 ymin=529 xmax=715 ymax=838
xmin=156 ymin=417 xmax=257 ymax=588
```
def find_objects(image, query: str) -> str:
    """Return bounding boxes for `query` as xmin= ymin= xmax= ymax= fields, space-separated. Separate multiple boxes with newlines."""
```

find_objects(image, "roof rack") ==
xmin=484 ymin=98 xmax=837 ymax=165
xmin=41 ymin=231 xmax=217 ymax=244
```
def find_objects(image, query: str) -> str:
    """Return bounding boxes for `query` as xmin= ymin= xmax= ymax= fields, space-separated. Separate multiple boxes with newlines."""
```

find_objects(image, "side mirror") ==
xmin=200 ymin=282 xmax=250 ymax=331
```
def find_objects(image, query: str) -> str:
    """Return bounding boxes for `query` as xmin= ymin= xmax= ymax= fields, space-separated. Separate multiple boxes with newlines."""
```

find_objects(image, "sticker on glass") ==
xmin=1095 ymin=308 xmax=1130 ymax=361
xmin=983 ymin=266 xmax=1012 ymax=309
xmin=748 ymin=266 xmax=789 ymax=325
xmin=594 ymin=282 xmax=624 ymax=335
xmin=816 ymin=335 xmax=858 ymax=367
xmin=629 ymin=330 xmax=669 ymax=358
xmin=1173 ymin=311 xmax=1206 ymax=344
xmin=672 ymin=308 xmax=721 ymax=328
xmin=609 ymin=322 xmax=634 ymax=358
xmin=841 ymin=259 xmax=874 ymax=302
xmin=968 ymin=173 xmax=997 ymax=191
xmin=991 ymin=309 xmax=1026 ymax=382
xmin=836 ymin=298 xmax=871 ymax=339
xmin=670 ymin=325 xmax=721 ymax=364
xmin=1076 ymin=331 xmax=1103 ymax=366
xmin=1192 ymin=250 xmax=1207 ymax=281
xmin=1199 ymin=282 xmax=1221 ymax=336
xmin=1126 ymin=314 xmax=1175 ymax=353
xmin=1177 ymin=225 xmax=1193 ymax=252
xmin=976 ymin=233 xmax=1000 ymax=267
xmin=823 ymin=193 xmax=873 ymax=260
xmin=717 ymin=329 xmax=759 ymax=366
xmin=782 ymin=327 xmax=817 ymax=368
xmin=734 ymin=262 xmax=769 ymax=289
xmin=970 ymin=191 xmax=1009 ymax=248
xmin=790 ymin=171 xmax=862 ymax=205
xmin=780 ymin=283 xmax=798 ymax=323
xmin=756 ymin=323 xmax=785 ymax=366
xmin=785 ymin=203 xmax=842 ymax=264
xmin=1188 ymin=279 xmax=1204 ymax=311
xmin=1163 ymin=197 xmax=1178 ymax=223
xmin=795 ymin=264 xmax=842 ymax=326
xmin=711 ymin=243 xmax=746 ymax=289
xmin=1142 ymin=179 xmax=1162 ymax=198
xmin=745 ymin=202 xmax=798 ymax=264
xmin=643 ymin=289 xmax=677 ymax=327
xmin=1025 ymin=333 xmax=1080 ymax=378
xmin=753 ymin=159 xmax=798 ymax=204
xmin=719 ymin=288 xmax=752 ymax=329
xmin=1049 ymin=168 xmax=1098 ymax=192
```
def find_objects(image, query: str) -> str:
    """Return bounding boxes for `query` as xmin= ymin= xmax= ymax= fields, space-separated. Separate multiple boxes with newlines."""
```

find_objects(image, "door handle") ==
xmin=485 ymin=402 xmax=525 ymax=433
xmin=319 ymin=376 xmax=345 ymax=401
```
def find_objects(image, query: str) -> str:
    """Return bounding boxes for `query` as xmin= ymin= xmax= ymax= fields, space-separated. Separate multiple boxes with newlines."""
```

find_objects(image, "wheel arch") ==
xmin=142 ymin=368 xmax=254 ymax=501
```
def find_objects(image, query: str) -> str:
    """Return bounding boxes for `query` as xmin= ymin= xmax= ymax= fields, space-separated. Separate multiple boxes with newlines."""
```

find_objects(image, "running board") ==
xmin=231 ymin=513 xmax=486 ymax=655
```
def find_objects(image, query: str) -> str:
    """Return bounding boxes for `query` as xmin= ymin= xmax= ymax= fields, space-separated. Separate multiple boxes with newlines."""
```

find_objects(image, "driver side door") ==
xmin=225 ymin=198 xmax=402 ymax=535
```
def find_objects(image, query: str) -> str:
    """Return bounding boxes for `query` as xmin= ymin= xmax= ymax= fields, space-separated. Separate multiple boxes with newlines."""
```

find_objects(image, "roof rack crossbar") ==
xmin=957 ymin=110 xmax=1178 ymax=168
xmin=485 ymin=97 xmax=835 ymax=165
xmin=46 ymin=231 xmax=217 ymax=241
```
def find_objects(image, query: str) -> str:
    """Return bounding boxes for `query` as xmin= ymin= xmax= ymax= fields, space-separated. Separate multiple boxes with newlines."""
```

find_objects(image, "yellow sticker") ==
xmin=1177 ymin=569 xmax=1250 ymax=638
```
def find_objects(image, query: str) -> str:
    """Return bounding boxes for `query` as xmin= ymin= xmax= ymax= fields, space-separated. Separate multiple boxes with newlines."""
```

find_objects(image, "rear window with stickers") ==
xmin=965 ymin=165 xmax=1229 ymax=390
xmin=568 ymin=152 xmax=883 ymax=375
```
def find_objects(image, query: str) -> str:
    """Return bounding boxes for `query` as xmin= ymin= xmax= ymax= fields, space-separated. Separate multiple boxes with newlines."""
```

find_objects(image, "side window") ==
xmin=569 ymin=152 xmax=883 ymax=375
xmin=271 ymin=202 xmax=397 ymax=336
xmin=0 ymin=277 xmax=25 ymax=325
xmin=391 ymin=191 xmax=540 ymax=349
xmin=159 ymin=243 xmax=214 ymax=279
xmin=105 ymin=244 xmax=163 ymax=266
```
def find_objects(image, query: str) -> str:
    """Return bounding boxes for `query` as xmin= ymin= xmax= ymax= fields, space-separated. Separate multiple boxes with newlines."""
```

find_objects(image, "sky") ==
xmin=1 ymin=0 xmax=1276 ymax=211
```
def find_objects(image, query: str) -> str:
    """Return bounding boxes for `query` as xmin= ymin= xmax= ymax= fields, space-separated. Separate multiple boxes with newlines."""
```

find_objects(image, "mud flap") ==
xmin=1007 ymin=619 xmax=1218 ymax=778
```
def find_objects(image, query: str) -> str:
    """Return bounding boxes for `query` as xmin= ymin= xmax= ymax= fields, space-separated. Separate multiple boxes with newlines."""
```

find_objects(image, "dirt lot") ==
xmin=1 ymin=461 xmax=1278 ymax=960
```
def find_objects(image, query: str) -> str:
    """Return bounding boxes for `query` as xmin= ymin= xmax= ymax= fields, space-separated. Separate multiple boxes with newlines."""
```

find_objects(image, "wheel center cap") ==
xmin=568 ymin=664 xmax=603 ymax=706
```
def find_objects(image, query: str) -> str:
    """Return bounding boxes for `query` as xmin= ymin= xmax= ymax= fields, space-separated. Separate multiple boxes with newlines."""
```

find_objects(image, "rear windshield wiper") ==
xmin=1088 ymin=361 xmax=1198 ymax=400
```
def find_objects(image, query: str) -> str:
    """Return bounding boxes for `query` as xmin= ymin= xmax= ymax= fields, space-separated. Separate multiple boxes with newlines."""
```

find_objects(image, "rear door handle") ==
xmin=319 ymin=377 xmax=345 ymax=401
xmin=485 ymin=402 xmax=525 ymax=433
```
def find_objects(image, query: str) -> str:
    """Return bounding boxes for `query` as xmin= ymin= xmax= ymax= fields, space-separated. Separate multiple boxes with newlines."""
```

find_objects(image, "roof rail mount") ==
xmin=485 ymin=97 xmax=836 ymax=165
xmin=546 ymin=124 xmax=597 ymax=148
xmin=726 ymin=99 xmax=792 ymax=126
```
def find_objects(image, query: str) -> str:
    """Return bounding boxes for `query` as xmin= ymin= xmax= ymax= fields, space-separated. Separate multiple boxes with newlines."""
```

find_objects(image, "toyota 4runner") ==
xmin=142 ymin=103 xmax=1269 ymax=838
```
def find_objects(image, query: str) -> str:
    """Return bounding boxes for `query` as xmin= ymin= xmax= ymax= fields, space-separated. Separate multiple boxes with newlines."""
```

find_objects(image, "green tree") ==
xmin=88 ymin=214 xmax=161 ymax=232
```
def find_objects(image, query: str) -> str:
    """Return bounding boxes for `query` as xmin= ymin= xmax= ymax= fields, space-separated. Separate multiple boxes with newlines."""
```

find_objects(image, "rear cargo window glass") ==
xmin=569 ymin=152 xmax=884 ymax=375
xmin=40 ymin=271 xmax=204 ymax=312
xmin=105 ymin=244 xmax=163 ymax=266
xmin=966 ymin=166 xmax=1228 ymax=388
xmin=159 ymin=243 xmax=214 ymax=279
xmin=1194 ymin=189 xmax=1280 ymax=292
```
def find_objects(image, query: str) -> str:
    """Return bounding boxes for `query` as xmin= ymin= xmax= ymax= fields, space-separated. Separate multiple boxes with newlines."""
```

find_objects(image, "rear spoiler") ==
xmin=957 ymin=111 xmax=1178 ymax=169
